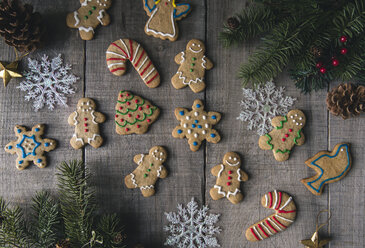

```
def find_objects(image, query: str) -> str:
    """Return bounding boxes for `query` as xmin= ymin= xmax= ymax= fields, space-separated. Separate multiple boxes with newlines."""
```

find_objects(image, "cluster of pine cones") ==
xmin=327 ymin=83 xmax=365 ymax=119
xmin=0 ymin=0 xmax=44 ymax=52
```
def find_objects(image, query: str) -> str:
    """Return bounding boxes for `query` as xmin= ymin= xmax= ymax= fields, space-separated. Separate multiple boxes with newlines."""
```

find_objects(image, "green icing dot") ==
xmin=84 ymin=16 xmax=88 ymax=20
xmin=150 ymin=163 xmax=153 ymax=166
xmin=92 ymin=6 xmax=96 ymax=10
xmin=144 ymin=174 xmax=148 ymax=178
xmin=191 ymin=63 xmax=195 ymax=66
xmin=190 ymin=69 xmax=194 ymax=72
xmin=192 ymin=57 xmax=196 ymax=61
xmin=147 ymin=169 xmax=151 ymax=172
xmin=88 ymin=10 xmax=93 ymax=15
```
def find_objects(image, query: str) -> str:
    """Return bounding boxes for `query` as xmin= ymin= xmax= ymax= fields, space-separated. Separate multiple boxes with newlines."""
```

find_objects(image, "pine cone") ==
xmin=0 ymin=0 xmax=45 ymax=52
xmin=326 ymin=83 xmax=365 ymax=119
xmin=310 ymin=46 xmax=322 ymax=57
xmin=55 ymin=239 xmax=71 ymax=248
xmin=227 ymin=17 xmax=239 ymax=29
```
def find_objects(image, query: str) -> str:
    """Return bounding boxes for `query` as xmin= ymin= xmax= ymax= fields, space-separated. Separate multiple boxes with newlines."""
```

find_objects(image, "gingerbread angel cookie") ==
xmin=125 ymin=146 xmax=168 ymax=197
xmin=143 ymin=0 xmax=191 ymax=41
xmin=210 ymin=152 xmax=248 ymax=204
xmin=66 ymin=0 xmax=112 ymax=40
xmin=68 ymin=98 xmax=105 ymax=149
xmin=301 ymin=143 xmax=351 ymax=196
xmin=172 ymin=39 xmax=213 ymax=93
xmin=258 ymin=109 xmax=306 ymax=162
xmin=172 ymin=100 xmax=221 ymax=152
xmin=4 ymin=124 xmax=57 ymax=170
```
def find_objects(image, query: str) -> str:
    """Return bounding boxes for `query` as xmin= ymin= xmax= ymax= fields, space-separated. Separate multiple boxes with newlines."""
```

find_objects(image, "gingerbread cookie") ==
xmin=172 ymin=100 xmax=221 ymax=152
xmin=301 ymin=143 xmax=351 ymax=196
xmin=143 ymin=0 xmax=191 ymax=41
xmin=172 ymin=39 xmax=213 ymax=93
xmin=258 ymin=109 xmax=306 ymax=162
xmin=68 ymin=98 xmax=105 ymax=149
xmin=66 ymin=0 xmax=112 ymax=40
xmin=246 ymin=190 xmax=296 ymax=242
xmin=210 ymin=152 xmax=248 ymax=204
xmin=125 ymin=146 xmax=168 ymax=197
xmin=4 ymin=124 xmax=57 ymax=170
xmin=106 ymin=39 xmax=160 ymax=88
xmin=115 ymin=90 xmax=160 ymax=135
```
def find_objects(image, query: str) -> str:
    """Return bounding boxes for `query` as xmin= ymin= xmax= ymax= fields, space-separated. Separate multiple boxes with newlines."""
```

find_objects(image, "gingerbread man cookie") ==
xmin=4 ymin=124 xmax=57 ymax=170
xmin=143 ymin=0 xmax=191 ymax=41
xmin=172 ymin=100 xmax=221 ymax=152
xmin=172 ymin=39 xmax=213 ymax=93
xmin=301 ymin=143 xmax=352 ymax=196
xmin=68 ymin=98 xmax=105 ymax=149
xmin=66 ymin=0 xmax=112 ymax=40
xmin=210 ymin=152 xmax=248 ymax=204
xmin=246 ymin=190 xmax=297 ymax=242
xmin=258 ymin=109 xmax=306 ymax=162
xmin=125 ymin=146 xmax=168 ymax=197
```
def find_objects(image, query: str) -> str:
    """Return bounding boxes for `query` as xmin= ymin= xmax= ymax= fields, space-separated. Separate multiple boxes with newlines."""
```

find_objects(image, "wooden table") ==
xmin=0 ymin=1 xmax=364 ymax=247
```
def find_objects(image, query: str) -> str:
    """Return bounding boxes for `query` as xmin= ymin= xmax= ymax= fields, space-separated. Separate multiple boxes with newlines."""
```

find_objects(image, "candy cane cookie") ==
xmin=245 ymin=190 xmax=296 ymax=242
xmin=106 ymin=39 xmax=160 ymax=88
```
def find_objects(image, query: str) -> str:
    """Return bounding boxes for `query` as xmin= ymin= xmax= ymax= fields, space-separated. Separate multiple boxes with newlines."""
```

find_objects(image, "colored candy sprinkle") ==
xmin=179 ymin=110 xmax=184 ymax=115
xmin=282 ymin=138 xmax=286 ymax=142
xmin=228 ymin=170 xmax=232 ymax=174
xmin=190 ymin=69 xmax=194 ymax=72
xmin=228 ymin=176 xmax=232 ymax=180
xmin=17 ymin=129 xmax=21 ymax=133
xmin=212 ymin=115 xmax=217 ymax=119
xmin=44 ymin=143 xmax=49 ymax=147
xmin=128 ymin=114 xmax=132 ymax=117
xmin=35 ymin=128 xmax=40 ymax=132
xmin=138 ymin=107 xmax=143 ymax=110
xmin=150 ymin=163 xmax=153 ymax=166
xmin=227 ymin=182 xmax=231 ymax=186
xmin=119 ymin=106 xmax=123 ymax=110
xmin=126 ymin=102 xmax=131 ymax=105
xmin=198 ymin=125 xmax=202 ymax=128
xmin=136 ymin=115 xmax=140 ymax=118
xmin=191 ymin=63 xmax=195 ymax=66
xmin=196 ymin=104 xmax=201 ymax=108
xmin=8 ymin=146 xmax=12 ymax=149
xmin=146 ymin=105 xmax=150 ymax=109
xmin=120 ymin=119 xmax=124 ymax=122
xmin=88 ymin=10 xmax=92 ymax=15
xmin=19 ymin=160 xmax=23 ymax=164
xmin=84 ymin=16 xmax=88 ymax=19
xmin=135 ymin=99 xmax=138 ymax=103
xmin=120 ymin=94 xmax=123 ymax=97
xmin=210 ymin=133 xmax=216 ymax=138
xmin=193 ymin=141 xmax=198 ymax=146
xmin=137 ymin=125 xmax=140 ymax=128
xmin=126 ymin=93 xmax=130 ymax=96
xmin=84 ymin=118 xmax=88 ymax=121
xmin=177 ymin=129 xmax=183 ymax=134
xmin=147 ymin=169 xmax=151 ymax=172
xmin=147 ymin=119 xmax=151 ymax=123
xmin=192 ymin=124 xmax=196 ymax=128
xmin=285 ymin=134 xmax=289 ymax=137
xmin=37 ymin=159 xmax=42 ymax=163
xmin=85 ymin=129 xmax=89 ymax=132
xmin=115 ymin=114 xmax=118 ymax=118
xmin=194 ymin=120 xmax=198 ymax=123
xmin=144 ymin=174 xmax=148 ymax=178
xmin=192 ymin=57 xmax=196 ymax=61
xmin=125 ymin=128 xmax=129 ymax=131
xmin=84 ymin=123 xmax=88 ymax=127
xmin=289 ymin=129 xmax=293 ymax=132
xmin=92 ymin=6 xmax=96 ymax=9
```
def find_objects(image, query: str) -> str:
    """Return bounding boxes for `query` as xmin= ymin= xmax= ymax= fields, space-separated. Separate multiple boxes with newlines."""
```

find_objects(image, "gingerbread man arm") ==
xmin=99 ymin=12 xmax=111 ymax=26
xmin=93 ymin=111 xmax=106 ymax=123
xmin=203 ymin=56 xmax=213 ymax=70
xmin=174 ymin=3 xmax=191 ymax=20
xmin=174 ymin=52 xmax=185 ymax=65
xmin=238 ymin=169 xmax=249 ymax=182
xmin=294 ymin=130 xmax=305 ymax=146
xmin=271 ymin=115 xmax=287 ymax=128
xmin=211 ymin=164 xmax=222 ymax=177
xmin=157 ymin=165 xmax=168 ymax=178
xmin=133 ymin=154 xmax=144 ymax=165
xmin=68 ymin=112 xmax=77 ymax=126
xmin=143 ymin=0 xmax=156 ymax=16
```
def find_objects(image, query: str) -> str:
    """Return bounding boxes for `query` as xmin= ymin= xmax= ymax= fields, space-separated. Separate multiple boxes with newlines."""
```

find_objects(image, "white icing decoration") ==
xmin=187 ymin=129 xmax=192 ymax=134
xmin=137 ymin=154 xmax=145 ymax=165
xmin=275 ymin=214 xmax=294 ymax=223
xmin=189 ymin=47 xmax=202 ymax=53
xmin=78 ymin=26 xmax=94 ymax=33
xmin=73 ymin=133 xmax=84 ymax=145
xmin=137 ymin=57 xmax=148 ymax=71
xmin=273 ymin=190 xmax=278 ymax=209
xmin=194 ymin=133 xmax=198 ymax=138
xmin=237 ymin=169 xmax=242 ymax=181
xmin=265 ymin=194 xmax=268 ymax=207
xmin=233 ymin=157 xmax=237 ymax=161
xmin=202 ymin=115 xmax=206 ymax=120
xmin=225 ymin=160 xmax=240 ymax=167
xmin=97 ymin=10 xmax=105 ymax=24
xmin=87 ymin=134 xmax=100 ymax=143
xmin=140 ymin=185 xmax=154 ymax=190
xmin=145 ymin=7 xmax=175 ymax=38
xmin=194 ymin=112 xmax=198 ymax=116
xmin=279 ymin=196 xmax=292 ymax=210
xmin=290 ymin=116 xmax=293 ymax=118
xmin=205 ymin=124 xmax=209 ymax=128
xmin=183 ymin=123 xmax=187 ymax=128
xmin=157 ymin=166 xmax=163 ymax=177
xmin=120 ymin=39 xmax=130 ymax=58
xmin=202 ymin=130 xmax=206 ymax=135
xmin=176 ymin=71 xmax=202 ymax=85
xmin=226 ymin=188 xmax=240 ymax=198
xmin=106 ymin=51 xmax=126 ymax=59
xmin=132 ymin=44 xmax=140 ymax=63
xmin=180 ymin=51 xmax=185 ymax=63
xmin=81 ymin=0 xmax=91 ymax=6
xmin=73 ymin=11 xmax=80 ymax=26
xmin=268 ymin=218 xmax=283 ymax=231
xmin=201 ymin=55 xmax=207 ymax=68
xmin=73 ymin=111 xmax=79 ymax=125
xmin=252 ymin=226 xmax=263 ymax=240
xmin=217 ymin=164 xmax=224 ymax=177
xmin=214 ymin=185 xmax=226 ymax=197
xmin=108 ymin=62 xmax=125 ymax=68
xmin=186 ymin=116 xmax=190 ymax=120
xmin=143 ymin=67 xmax=155 ymax=80
xmin=261 ymin=222 xmax=273 ymax=235
xmin=90 ymin=110 xmax=98 ymax=124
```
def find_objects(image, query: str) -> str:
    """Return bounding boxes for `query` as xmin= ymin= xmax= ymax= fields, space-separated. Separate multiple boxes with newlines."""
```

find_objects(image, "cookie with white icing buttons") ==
xmin=66 ymin=0 xmax=112 ymax=40
xmin=258 ymin=109 xmax=306 ymax=162
xmin=124 ymin=146 xmax=168 ymax=197
xmin=143 ymin=0 xmax=191 ymax=41
xmin=210 ymin=152 xmax=248 ymax=204
xmin=68 ymin=98 xmax=105 ymax=149
xmin=172 ymin=39 xmax=213 ymax=93
xmin=172 ymin=99 xmax=221 ymax=152
xmin=4 ymin=124 xmax=57 ymax=170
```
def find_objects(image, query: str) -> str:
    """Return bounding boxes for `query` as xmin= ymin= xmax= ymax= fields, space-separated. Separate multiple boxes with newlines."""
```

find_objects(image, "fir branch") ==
xmin=30 ymin=192 xmax=60 ymax=248
xmin=57 ymin=161 xmax=96 ymax=247
xmin=95 ymin=214 xmax=126 ymax=248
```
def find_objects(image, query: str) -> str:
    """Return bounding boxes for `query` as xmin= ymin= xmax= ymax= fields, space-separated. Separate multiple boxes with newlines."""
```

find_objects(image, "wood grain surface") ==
xmin=0 ymin=0 xmax=363 ymax=247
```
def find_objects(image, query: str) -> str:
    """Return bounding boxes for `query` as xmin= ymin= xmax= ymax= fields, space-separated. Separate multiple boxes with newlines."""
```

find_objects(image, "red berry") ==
xmin=320 ymin=67 xmax=326 ymax=74
xmin=332 ymin=59 xmax=339 ymax=66
xmin=316 ymin=62 xmax=323 ymax=68
xmin=340 ymin=48 xmax=348 ymax=55
xmin=340 ymin=35 xmax=347 ymax=43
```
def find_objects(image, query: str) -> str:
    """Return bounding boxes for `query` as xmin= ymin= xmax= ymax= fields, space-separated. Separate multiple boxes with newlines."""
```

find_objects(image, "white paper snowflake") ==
xmin=164 ymin=198 xmax=221 ymax=248
xmin=237 ymin=81 xmax=296 ymax=136
xmin=18 ymin=54 xmax=78 ymax=111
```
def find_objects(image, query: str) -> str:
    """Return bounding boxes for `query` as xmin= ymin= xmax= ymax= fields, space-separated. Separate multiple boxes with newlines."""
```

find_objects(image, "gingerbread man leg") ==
xmin=189 ymin=81 xmax=206 ymax=93
xmin=209 ymin=187 xmax=225 ymax=201
xmin=88 ymin=135 xmax=103 ymax=149
xmin=273 ymin=151 xmax=290 ymax=162
xmin=140 ymin=187 xmax=155 ymax=197
xmin=66 ymin=12 xmax=77 ymax=27
xmin=70 ymin=135 xmax=85 ymax=150
xmin=227 ymin=192 xmax=244 ymax=205
xmin=79 ymin=29 xmax=94 ymax=41
xmin=171 ymin=73 xmax=186 ymax=89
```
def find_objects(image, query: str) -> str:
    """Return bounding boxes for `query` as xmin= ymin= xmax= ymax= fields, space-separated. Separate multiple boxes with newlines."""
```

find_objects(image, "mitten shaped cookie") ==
xmin=210 ymin=152 xmax=248 ymax=204
xmin=125 ymin=146 xmax=168 ymax=197
xmin=68 ymin=98 xmax=105 ymax=149
xmin=143 ymin=0 xmax=191 ymax=41
xmin=66 ymin=0 xmax=112 ymax=40
xmin=172 ymin=39 xmax=213 ymax=93
xmin=258 ymin=109 xmax=306 ymax=162
xmin=4 ymin=124 xmax=57 ymax=170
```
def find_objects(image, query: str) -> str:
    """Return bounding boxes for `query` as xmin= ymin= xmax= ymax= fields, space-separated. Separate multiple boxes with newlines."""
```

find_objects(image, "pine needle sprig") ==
xmin=95 ymin=214 xmax=126 ymax=248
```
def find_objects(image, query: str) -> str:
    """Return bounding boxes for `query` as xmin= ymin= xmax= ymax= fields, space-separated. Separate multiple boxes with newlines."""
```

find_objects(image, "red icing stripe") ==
xmin=110 ymin=67 xmax=125 ymax=73
xmin=272 ymin=216 xmax=287 ymax=229
xmin=111 ymin=43 xmax=129 ymax=58
xmin=250 ymin=228 xmax=260 ymax=241
xmin=277 ymin=210 xmax=296 ymax=214
xmin=129 ymin=39 xmax=134 ymax=62
xmin=107 ymin=58 xmax=126 ymax=61
xmin=257 ymin=224 xmax=269 ymax=238
xmin=134 ymin=50 xmax=145 ymax=67
xmin=146 ymin=72 xmax=159 ymax=84
xmin=276 ymin=192 xmax=282 ymax=210
xmin=140 ymin=61 xmax=152 ymax=76
xmin=268 ymin=192 xmax=273 ymax=208
xmin=265 ymin=220 xmax=278 ymax=233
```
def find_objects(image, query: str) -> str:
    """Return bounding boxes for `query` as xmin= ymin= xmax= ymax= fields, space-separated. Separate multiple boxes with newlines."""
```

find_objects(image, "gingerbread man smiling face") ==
xmin=186 ymin=39 xmax=205 ymax=54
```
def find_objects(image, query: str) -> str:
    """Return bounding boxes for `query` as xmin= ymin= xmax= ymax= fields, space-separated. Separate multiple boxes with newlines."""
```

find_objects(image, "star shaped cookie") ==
xmin=172 ymin=100 xmax=221 ymax=151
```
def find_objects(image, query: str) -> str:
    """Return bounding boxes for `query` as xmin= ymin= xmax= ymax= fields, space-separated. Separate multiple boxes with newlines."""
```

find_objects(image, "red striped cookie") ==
xmin=246 ymin=190 xmax=296 ymax=242
xmin=106 ymin=39 xmax=160 ymax=88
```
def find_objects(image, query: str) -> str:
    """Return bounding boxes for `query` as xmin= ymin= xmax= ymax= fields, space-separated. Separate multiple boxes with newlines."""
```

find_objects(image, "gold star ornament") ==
xmin=0 ymin=61 xmax=22 ymax=87
xmin=300 ymin=210 xmax=331 ymax=248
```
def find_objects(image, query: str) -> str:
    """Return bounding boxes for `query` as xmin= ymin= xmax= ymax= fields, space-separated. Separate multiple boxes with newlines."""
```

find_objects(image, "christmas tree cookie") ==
xmin=115 ymin=90 xmax=160 ymax=135
xmin=172 ymin=100 xmax=221 ymax=152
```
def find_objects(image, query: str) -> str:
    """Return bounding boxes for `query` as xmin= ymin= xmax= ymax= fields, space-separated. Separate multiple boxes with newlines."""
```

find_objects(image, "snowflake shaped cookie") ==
xmin=18 ymin=54 xmax=79 ymax=112
xmin=237 ymin=81 xmax=296 ymax=136
xmin=164 ymin=198 xmax=221 ymax=248
xmin=172 ymin=100 xmax=221 ymax=152
xmin=4 ymin=124 xmax=57 ymax=170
